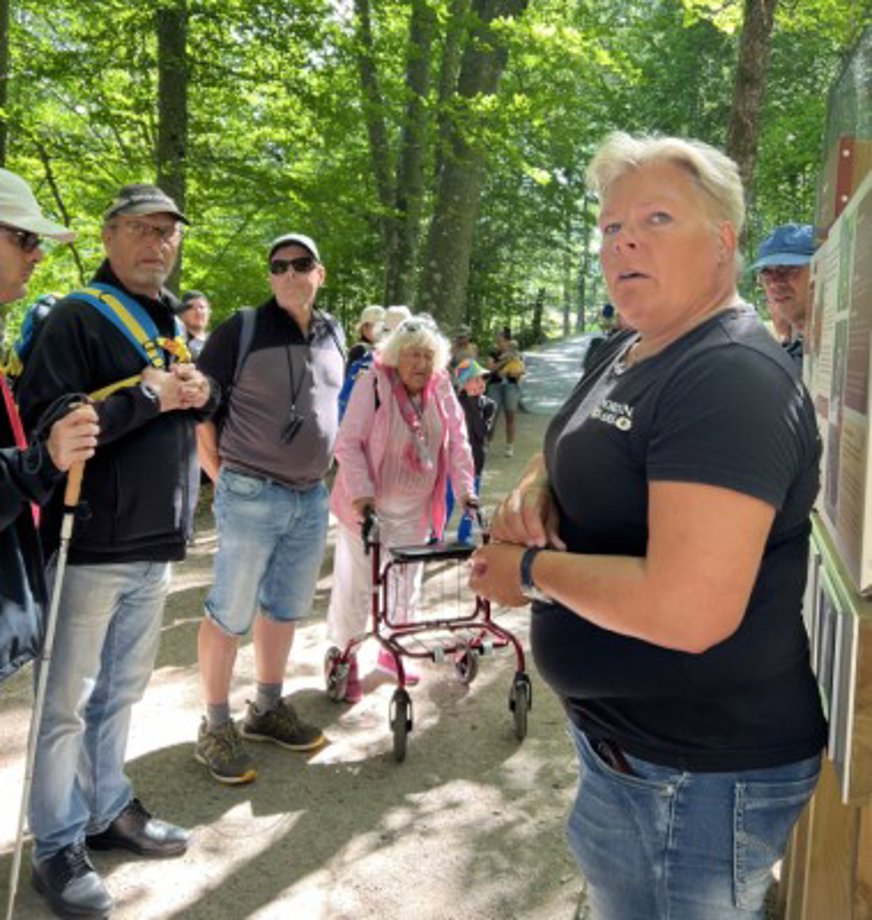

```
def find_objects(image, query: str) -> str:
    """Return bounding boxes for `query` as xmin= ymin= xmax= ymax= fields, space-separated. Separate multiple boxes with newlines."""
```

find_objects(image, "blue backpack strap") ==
xmin=74 ymin=283 xmax=171 ymax=369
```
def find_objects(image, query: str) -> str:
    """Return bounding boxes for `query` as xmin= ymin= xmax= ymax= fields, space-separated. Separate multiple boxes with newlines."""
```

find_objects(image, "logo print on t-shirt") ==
xmin=591 ymin=398 xmax=633 ymax=431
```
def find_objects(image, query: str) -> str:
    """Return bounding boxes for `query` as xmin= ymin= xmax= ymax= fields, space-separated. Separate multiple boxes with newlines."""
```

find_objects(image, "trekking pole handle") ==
xmin=60 ymin=460 xmax=85 ymax=541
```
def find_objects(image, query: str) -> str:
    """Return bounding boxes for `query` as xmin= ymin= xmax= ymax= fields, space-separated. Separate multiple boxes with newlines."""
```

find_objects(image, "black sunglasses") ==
xmin=0 ymin=225 xmax=42 ymax=253
xmin=269 ymin=255 xmax=318 ymax=275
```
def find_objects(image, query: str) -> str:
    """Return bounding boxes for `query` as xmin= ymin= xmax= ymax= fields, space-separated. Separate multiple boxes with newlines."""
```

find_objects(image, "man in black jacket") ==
xmin=0 ymin=168 xmax=98 ymax=685
xmin=18 ymin=184 xmax=217 ymax=918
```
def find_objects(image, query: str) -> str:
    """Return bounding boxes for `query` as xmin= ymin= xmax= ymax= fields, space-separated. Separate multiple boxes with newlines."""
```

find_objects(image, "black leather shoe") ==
xmin=86 ymin=798 xmax=190 ymax=858
xmin=32 ymin=842 xmax=113 ymax=918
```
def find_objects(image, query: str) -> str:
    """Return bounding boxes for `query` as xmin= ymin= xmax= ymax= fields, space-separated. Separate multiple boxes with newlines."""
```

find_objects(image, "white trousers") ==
xmin=327 ymin=517 xmax=428 ymax=650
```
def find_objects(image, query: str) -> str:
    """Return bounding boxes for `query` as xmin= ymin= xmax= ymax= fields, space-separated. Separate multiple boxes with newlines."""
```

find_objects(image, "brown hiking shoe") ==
xmin=194 ymin=718 xmax=258 ymax=785
xmin=239 ymin=698 xmax=326 ymax=751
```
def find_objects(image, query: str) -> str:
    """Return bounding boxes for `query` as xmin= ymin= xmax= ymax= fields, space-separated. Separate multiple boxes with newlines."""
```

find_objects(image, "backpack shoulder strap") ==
xmin=73 ymin=282 xmax=181 ymax=369
xmin=233 ymin=307 xmax=257 ymax=387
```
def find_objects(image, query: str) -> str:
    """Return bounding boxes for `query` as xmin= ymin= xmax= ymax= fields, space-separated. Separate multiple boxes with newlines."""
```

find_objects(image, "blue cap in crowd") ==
xmin=751 ymin=224 xmax=816 ymax=270
xmin=455 ymin=358 xmax=488 ymax=387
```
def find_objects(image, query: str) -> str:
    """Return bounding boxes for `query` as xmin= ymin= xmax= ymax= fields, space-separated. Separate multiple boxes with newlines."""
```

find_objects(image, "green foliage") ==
xmin=1 ymin=0 xmax=863 ymax=342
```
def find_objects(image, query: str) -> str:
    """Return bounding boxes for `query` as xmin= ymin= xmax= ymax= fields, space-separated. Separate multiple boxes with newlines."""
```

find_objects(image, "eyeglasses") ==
xmin=758 ymin=265 xmax=805 ymax=284
xmin=269 ymin=256 xmax=319 ymax=275
xmin=111 ymin=219 xmax=184 ymax=244
xmin=0 ymin=225 xmax=42 ymax=253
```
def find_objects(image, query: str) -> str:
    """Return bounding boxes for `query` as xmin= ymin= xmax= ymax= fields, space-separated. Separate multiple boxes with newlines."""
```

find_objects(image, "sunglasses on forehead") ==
xmin=0 ymin=224 xmax=42 ymax=253
xmin=269 ymin=255 xmax=319 ymax=275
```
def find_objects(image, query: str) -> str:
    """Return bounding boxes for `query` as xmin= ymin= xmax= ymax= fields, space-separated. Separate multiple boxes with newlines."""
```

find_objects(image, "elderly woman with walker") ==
xmin=327 ymin=316 xmax=476 ymax=704
xmin=470 ymin=132 xmax=826 ymax=919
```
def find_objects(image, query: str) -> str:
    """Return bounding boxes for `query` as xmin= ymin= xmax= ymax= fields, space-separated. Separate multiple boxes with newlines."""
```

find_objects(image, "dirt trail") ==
xmin=0 ymin=410 xmax=583 ymax=920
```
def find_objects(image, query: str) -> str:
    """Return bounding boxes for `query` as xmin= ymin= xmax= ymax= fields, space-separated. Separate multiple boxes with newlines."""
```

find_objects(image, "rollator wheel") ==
xmin=509 ymin=674 xmax=532 ymax=741
xmin=454 ymin=646 xmax=479 ymax=685
xmin=324 ymin=647 xmax=348 ymax=702
xmin=390 ymin=688 xmax=412 ymax=763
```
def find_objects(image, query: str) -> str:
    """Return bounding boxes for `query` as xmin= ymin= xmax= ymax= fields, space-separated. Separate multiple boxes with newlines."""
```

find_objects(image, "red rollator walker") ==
xmin=324 ymin=508 xmax=532 ymax=761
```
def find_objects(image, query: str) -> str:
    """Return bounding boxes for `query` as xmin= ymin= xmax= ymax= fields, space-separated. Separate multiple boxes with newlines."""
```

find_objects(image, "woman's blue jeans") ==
xmin=567 ymin=720 xmax=820 ymax=919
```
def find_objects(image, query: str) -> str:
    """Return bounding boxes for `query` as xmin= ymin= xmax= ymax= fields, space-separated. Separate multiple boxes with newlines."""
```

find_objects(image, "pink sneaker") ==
xmin=377 ymin=648 xmax=420 ymax=686
xmin=344 ymin=656 xmax=363 ymax=704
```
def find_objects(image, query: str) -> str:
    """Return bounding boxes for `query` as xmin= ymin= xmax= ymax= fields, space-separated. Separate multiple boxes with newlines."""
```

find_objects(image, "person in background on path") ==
xmin=445 ymin=357 xmax=495 ymax=544
xmin=0 ymin=169 xmax=99 ymax=689
xmin=194 ymin=232 xmax=343 ymax=785
xmin=383 ymin=304 xmax=412 ymax=335
xmin=177 ymin=289 xmax=212 ymax=360
xmin=449 ymin=324 xmax=478 ymax=372
xmin=485 ymin=326 xmax=525 ymax=458
xmin=19 ymin=183 xmax=214 ymax=918
xmin=470 ymin=132 xmax=825 ymax=919
xmin=751 ymin=223 xmax=816 ymax=366
xmin=346 ymin=304 xmax=384 ymax=369
xmin=327 ymin=317 xmax=476 ymax=703
xmin=582 ymin=303 xmax=624 ymax=375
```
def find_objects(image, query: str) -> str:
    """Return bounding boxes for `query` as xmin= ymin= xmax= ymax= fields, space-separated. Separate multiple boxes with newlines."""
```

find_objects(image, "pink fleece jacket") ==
xmin=331 ymin=364 xmax=476 ymax=538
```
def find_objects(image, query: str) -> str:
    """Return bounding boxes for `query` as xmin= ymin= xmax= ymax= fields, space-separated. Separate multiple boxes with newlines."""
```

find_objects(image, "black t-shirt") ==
xmin=533 ymin=306 xmax=827 ymax=771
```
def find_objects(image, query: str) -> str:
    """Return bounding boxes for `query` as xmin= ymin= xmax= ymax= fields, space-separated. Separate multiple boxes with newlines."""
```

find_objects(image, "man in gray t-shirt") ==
xmin=194 ymin=232 xmax=344 ymax=785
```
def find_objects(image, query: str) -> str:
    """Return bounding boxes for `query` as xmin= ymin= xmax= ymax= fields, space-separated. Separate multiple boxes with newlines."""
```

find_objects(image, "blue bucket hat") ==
xmin=751 ymin=224 xmax=816 ymax=271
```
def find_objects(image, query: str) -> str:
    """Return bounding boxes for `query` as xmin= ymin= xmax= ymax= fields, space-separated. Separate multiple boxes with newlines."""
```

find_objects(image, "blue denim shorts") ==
xmin=566 ymin=720 xmax=820 ymax=919
xmin=205 ymin=468 xmax=330 ymax=636
xmin=486 ymin=379 xmax=520 ymax=413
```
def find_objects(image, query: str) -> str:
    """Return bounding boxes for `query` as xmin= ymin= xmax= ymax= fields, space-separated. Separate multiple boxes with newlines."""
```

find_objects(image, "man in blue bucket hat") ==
xmin=751 ymin=223 xmax=817 ymax=365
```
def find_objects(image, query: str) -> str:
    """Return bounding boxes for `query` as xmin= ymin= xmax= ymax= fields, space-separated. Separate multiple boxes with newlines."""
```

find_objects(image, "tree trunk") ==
xmin=385 ymin=0 xmax=436 ymax=306
xmin=0 ymin=0 xmax=8 ymax=167
xmin=726 ymin=0 xmax=778 ymax=233
xmin=354 ymin=0 xmax=395 ymax=257
xmin=575 ymin=194 xmax=593 ymax=332
xmin=156 ymin=0 xmax=188 ymax=294
xmin=418 ymin=0 xmax=529 ymax=328
xmin=433 ymin=0 xmax=470 ymax=182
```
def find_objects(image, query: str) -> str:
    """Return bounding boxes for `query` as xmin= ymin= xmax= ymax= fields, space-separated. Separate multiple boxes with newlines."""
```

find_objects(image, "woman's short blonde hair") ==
xmin=585 ymin=132 xmax=745 ymax=235
xmin=377 ymin=314 xmax=451 ymax=370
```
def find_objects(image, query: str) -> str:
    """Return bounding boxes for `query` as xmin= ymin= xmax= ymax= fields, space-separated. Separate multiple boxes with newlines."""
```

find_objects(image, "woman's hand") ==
xmin=490 ymin=452 xmax=565 ymax=549
xmin=469 ymin=542 xmax=528 ymax=607
xmin=47 ymin=404 xmax=99 ymax=472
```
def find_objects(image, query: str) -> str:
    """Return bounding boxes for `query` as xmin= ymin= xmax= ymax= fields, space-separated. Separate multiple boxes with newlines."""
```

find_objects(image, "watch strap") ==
xmin=520 ymin=546 xmax=551 ymax=602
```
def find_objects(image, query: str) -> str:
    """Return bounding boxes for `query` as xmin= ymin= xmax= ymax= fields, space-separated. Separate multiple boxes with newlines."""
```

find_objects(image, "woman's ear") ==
xmin=717 ymin=221 xmax=737 ymax=264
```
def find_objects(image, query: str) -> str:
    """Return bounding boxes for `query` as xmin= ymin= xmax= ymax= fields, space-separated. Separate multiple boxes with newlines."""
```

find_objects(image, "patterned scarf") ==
xmin=387 ymin=366 xmax=436 ymax=474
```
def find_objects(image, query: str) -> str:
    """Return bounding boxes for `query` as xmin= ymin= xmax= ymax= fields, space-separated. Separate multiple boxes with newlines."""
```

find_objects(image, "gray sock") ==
xmin=255 ymin=682 xmax=282 ymax=713
xmin=206 ymin=702 xmax=231 ymax=730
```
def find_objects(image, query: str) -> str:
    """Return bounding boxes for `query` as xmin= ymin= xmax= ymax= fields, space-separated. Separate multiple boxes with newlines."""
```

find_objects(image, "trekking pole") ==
xmin=6 ymin=459 xmax=85 ymax=920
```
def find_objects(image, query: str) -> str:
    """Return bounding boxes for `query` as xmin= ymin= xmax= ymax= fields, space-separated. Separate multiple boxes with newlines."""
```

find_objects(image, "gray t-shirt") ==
xmin=198 ymin=298 xmax=345 ymax=487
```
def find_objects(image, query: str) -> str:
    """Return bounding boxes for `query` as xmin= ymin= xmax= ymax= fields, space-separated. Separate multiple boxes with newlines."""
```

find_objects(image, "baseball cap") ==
xmin=268 ymin=233 xmax=320 ymax=262
xmin=751 ymin=224 xmax=816 ymax=271
xmin=103 ymin=183 xmax=189 ymax=224
xmin=358 ymin=304 xmax=385 ymax=327
xmin=0 ymin=169 xmax=75 ymax=242
xmin=453 ymin=324 xmax=472 ymax=342
xmin=455 ymin=358 xmax=488 ymax=387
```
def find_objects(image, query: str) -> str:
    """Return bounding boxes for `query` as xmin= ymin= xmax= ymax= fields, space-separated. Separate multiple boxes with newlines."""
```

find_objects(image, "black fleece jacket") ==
xmin=18 ymin=261 xmax=218 ymax=564
xmin=0 ymin=393 xmax=60 ymax=681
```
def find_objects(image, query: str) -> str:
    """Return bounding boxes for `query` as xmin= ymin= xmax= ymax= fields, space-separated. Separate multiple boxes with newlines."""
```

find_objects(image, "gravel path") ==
xmin=0 ymin=409 xmax=584 ymax=920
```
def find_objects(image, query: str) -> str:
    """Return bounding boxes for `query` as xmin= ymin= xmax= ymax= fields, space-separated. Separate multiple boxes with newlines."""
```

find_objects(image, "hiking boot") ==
xmin=377 ymin=647 xmax=420 ymax=685
xmin=195 ymin=718 xmax=258 ymax=785
xmin=344 ymin=655 xmax=363 ymax=704
xmin=240 ymin=698 xmax=326 ymax=751
xmin=504 ymin=444 xmax=514 ymax=458
xmin=32 ymin=842 xmax=112 ymax=918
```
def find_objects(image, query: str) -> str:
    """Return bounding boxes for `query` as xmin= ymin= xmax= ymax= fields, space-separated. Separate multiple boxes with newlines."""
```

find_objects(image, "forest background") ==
xmin=0 ymin=0 xmax=869 ymax=346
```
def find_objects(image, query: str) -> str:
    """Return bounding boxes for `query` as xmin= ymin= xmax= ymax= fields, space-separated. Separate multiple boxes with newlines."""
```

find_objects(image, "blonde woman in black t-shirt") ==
xmin=470 ymin=133 xmax=825 ymax=920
